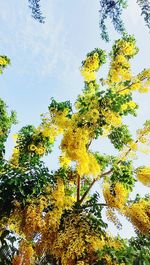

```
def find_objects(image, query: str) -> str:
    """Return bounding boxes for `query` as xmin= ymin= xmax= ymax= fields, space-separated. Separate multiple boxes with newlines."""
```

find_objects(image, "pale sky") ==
xmin=0 ymin=0 xmax=150 ymax=238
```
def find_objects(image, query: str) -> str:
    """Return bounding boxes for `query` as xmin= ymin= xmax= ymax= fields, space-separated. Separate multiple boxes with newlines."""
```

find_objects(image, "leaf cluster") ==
xmin=0 ymin=161 xmax=54 ymax=217
xmin=28 ymin=0 xmax=45 ymax=23
xmin=110 ymin=161 xmax=136 ymax=191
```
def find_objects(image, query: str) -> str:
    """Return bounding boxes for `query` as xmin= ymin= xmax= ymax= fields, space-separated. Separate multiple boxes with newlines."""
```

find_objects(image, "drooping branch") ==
xmin=28 ymin=0 xmax=45 ymax=23
xmin=99 ymin=0 xmax=150 ymax=42
xmin=137 ymin=0 xmax=150 ymax=29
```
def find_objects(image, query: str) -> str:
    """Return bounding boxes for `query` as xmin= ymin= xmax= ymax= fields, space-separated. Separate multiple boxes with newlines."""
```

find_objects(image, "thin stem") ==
xmin=77 ymin=175 xmax=81 ymax=202
xmin=117 ymin=76 xmax=147 ymax=94
xmin=79 ymin=168 xmax=113 ymax=204
xmin=117 ymin=83 xmax=132 ymax=93
xmin=79 ymin=178 xmax=96 ymax=204
xmin=79 ymin=137 xmax=141 ymax=204
xmin=82 ymin=203 xmax=107 ymax=208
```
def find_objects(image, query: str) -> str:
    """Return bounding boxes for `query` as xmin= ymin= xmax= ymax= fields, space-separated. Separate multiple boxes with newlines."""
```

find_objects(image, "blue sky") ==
xmin=0 ymin=0 xmax=150 ymax=238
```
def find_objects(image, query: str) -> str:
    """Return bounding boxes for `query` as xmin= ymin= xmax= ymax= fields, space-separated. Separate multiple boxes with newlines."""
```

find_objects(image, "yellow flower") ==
xmin=128 ymin=141 xmax=138 ymax=151
xmin=127 ymin=101 xmax=137 ymax=109
xmin=102 ymin=109 xmax=122 ymax=127
xmin=115 ymin=55 xmax=126 ymax=64
xmin=125 ymin=199 xmax=150 ymax=234
xmin=121 ymin=101 xmax=136 ymax=111
xmin=0 ymin=57 xmax=7 ymax=65
xmin=103 ymin=182 xmax=128 ymax=210
xmin=10 ymin=148 xmax=19 ymax=167
xmin=12 ymin=134 xmax=18 ymax=141
xmin=12 ymin=241 xmax=35 ymax=265
xmin=86 ymin=235 xmax=105 ymax=251
xmin=139 ymin=86 xmax=149 ymax=93
xmin=80 ymin=67 xmax=96 ymax=82
xmin=36 ymin=147 xmax=45 ymax=155
xmin=120 ymin=41 xmax=135 ymax=56
xmin=84 ymin=54 xmax=99 ymax=71
xmin=130 ymin=82 xmax=141 ymax=91
xmin=29 ymin=144 xmax=37 ymax=152
xmin=41 ymin=128 xmax=51 ymax=137
xmin=137 ymin=166 xmax=150 ymax=187
xmin=59 ymin=155 xmax=71 ymax=168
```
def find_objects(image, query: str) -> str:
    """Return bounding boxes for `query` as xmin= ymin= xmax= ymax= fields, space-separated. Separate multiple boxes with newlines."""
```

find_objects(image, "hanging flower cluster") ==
xmin=125 ymin=198 xmax=150 ymax=234
xmin=80 ymin=49 xmax=106 ymax=83
xmin=103 ymin=182 xmax=129 ymax=210
xmin=136 ymin=166 xmax=150 ymax=187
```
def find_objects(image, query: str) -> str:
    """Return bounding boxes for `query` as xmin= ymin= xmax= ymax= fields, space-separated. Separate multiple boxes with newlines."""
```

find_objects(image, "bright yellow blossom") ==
xmin=137 ymin=166 xmax=150 ymax=187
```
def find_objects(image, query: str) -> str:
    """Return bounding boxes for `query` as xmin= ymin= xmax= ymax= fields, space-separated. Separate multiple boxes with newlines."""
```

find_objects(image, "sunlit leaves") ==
xmin=0 ymin=34 xmax=150 ymax=263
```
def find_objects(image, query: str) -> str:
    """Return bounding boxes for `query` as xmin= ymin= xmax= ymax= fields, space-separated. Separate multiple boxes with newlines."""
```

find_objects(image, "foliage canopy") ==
xmin=0 ymin=36 xmax=150 ymax=264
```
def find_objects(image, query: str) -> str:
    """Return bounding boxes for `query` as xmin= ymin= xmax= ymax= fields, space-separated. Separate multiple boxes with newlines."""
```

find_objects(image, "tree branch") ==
xmin=79 ymin=137 xmax=142 ymax=204
xmin=77 ymin=175 xmax=81 ymax=202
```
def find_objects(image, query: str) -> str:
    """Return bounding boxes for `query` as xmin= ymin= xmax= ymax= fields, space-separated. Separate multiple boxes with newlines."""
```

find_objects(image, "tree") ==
xmin=0 ymin=35 xmax=150 ymax=264
xmin=99 ymin=0 xmax=150 ymax=41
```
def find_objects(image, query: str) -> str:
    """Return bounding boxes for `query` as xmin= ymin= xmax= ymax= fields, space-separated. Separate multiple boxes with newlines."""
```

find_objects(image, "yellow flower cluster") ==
xmin=50 ymin=108 xmax=71 ymax=130
xmin=106 ymin=208 xmax=122 ymax=229
xmin=8 ymin=179 xmax=75 ymax=239
xmin=137 ymin=121 xmax=150 ymax=154
xmin=80 ymin=53 xmax=100 ymax=82
xmin=61 ymin=127 xmax=89 ymax=160
xmin=59 ymin=155 xmax=71 ymax=168
xmin=103 ymin=182 xmax=129 ymax=210
xmin=121 ymin=69 xmax=150 ymax=95
xmin=121 ymin=100 xmax=137 ymax=111
xmin=52 ymin=214 xmax=124 ymax=265
xmin=22 ymin=196 xmax=47 ymax=238
xmin=119 ymin=122 xmax=150 ymax=161
xmin=5 ymin=195 xmax=126 ymax=265
xmin=125 ymin=199 xmax=150 ymax=234
xmin=12 ymin=241 xmax=35 ymax=265
xmin=61 ymin=127 xmax=101 ymax=176
xmin=80 ymin=68 xmax=96 ymax=83
xmin=101 ymin=254 xmax=113 ymax=265
xmin=101 ymin=109 xmax=122 ymax=127
xmin=135 ymin=69 xmax=150 ymax=93
xmin=84 ymin=53 xmax=100 ymax=71
xmin=107 ymin=235 xmax=123 ymax=250
xmin=118 ymin=41 xmax=136 ymax=56
xmin=52 ymin=178 xmax=75 ymax=210
xmin=109 ymin=53 xmax=132 ymax=84
xmin=108 ymin=38 xmax=139 ymax=86
xmin=27 ymin=109 xmax=71 ymax=158
xmin=10 ymin=148 xmax=20 ymax=167
xmin=136 ymin=167 xmax=150 ymax=187
xmin=28 ymin=111 xmax=70 ymax=157
xmin=29 ymin=144 xmax=45 ymax=156
xmin=7 ymin=196 xmax=48 ymax=239
xmin=86 ymin=234 xmax=105 ymax=251
xmin=0 ymin=56 xmax=8 ymax=66
xmin=128 ymin=141 xmax=138 ymax=151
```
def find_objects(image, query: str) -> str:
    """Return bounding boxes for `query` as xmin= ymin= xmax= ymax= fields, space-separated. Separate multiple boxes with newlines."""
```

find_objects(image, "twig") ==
xmin=77 ymin=175 xmax=81 ymax=202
